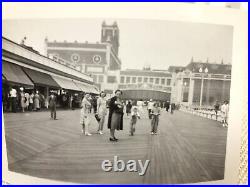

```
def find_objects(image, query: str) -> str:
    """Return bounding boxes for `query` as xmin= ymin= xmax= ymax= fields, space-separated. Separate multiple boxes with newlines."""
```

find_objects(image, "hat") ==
xmin=20 ymin=87 xmax=24 ymax=91
xmin=150 ymin=99 xmax=153 ymax=102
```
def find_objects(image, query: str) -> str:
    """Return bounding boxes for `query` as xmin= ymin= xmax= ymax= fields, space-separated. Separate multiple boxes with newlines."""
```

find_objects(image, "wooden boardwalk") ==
xmin=3 ymin=109 xmax=227 ymax=184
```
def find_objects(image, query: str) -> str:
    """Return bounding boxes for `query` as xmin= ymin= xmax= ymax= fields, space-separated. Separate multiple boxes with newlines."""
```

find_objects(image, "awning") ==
xmin=2 ymin=61 xmax=34 ymax=87
xmin=88 ymin=85 xmax=99 ymax=94
xmin=73 ymin=81 xmax=90 ymax=92
xmin=52 ymin=76 xmax=81 ymax=91
xmin=22 ymin=68 xmax=60 ymax=88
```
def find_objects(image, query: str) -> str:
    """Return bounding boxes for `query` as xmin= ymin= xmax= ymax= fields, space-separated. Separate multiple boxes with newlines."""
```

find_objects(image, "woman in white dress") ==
xmin=80 ymin=93 xmax=92 ymax=136
xmin=97 ymin=91 xmax=107 ymax=135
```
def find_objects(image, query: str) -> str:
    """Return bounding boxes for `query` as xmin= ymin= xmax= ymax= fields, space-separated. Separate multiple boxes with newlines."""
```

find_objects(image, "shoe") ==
xmin=109 ymin=138 xmax=116 ymax=141
xmin=114 ymin=137 xmax=118 ymax=141
xmin=151 ymin=132 xmax=154 ymax=135
xmin=154 ymin=132 xmax=157 ymax=135
xmin=99 ymin=131 xmax=103 ymax=135
xmin=85 ymin=133 xmax=92 ymax=136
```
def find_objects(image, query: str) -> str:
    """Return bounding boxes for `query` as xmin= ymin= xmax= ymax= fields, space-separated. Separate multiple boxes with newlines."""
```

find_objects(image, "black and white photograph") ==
xmin=2 ymin=2 xmax=248 ymax=185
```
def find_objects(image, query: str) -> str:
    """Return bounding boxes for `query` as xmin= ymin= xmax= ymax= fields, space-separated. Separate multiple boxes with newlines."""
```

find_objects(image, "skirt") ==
xmin=111 ymin=112 xmax=122 ymax=130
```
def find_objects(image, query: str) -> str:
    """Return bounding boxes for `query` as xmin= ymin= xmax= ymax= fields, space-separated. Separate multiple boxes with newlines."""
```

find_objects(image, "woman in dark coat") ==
xmin=107 ymin=90 xmax=124 ymax=142
xmin=126 ymin=101 xmax=132 ymax=116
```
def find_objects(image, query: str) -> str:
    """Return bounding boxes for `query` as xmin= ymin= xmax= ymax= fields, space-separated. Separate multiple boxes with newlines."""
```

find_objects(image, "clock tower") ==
xmin=101 ymin=21 xmax=120 ymax=55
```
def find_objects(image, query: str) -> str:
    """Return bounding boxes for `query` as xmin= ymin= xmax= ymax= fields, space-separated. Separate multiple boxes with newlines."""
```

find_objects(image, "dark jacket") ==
xmin=107 ymin=96 xmax=124 ymax=130
xmin=49 ymin=94 xmax=57 ymax=107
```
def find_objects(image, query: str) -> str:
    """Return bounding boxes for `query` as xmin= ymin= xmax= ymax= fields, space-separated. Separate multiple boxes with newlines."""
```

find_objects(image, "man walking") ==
xmin=49 ymin=91 xmax=57 ymax=120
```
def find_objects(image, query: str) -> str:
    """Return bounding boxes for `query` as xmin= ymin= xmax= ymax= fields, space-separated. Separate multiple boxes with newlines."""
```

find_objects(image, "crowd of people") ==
xmin=78 ymin=90 xmax=177 ymax=142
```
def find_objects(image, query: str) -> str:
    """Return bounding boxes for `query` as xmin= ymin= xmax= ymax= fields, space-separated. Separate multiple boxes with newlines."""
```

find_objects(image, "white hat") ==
xmin=20 ymin=87 xmax=24 ymax=91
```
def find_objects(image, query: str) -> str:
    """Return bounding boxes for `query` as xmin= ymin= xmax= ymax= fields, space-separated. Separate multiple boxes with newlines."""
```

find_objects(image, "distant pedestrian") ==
xmin=165 ymin=101 xmax=170 ymax=112
xmin=25 ymin=92 xmax=30 ymax=111
xmin=80 ymin=93 xmax=92 ymax=136
xmin=34 ymin=91 xmax=40 ymax=111
xmin=151 ymin=102 xmax=161 ymax=135
xmin=147 ymin=99 xmax=154 ymax=119
xmin=214 ymin=101 xmax=220 ymax=120
xmin=20 ymin=87 xmax=26 ymax=112
xmin=170 ymin=103 xmax=176 ymax=114
xmin=221 ymin=101 xmax=229 ymax=127
xmin=29 ymin=92 xmax=34 ymax=111
xmin=49 ymin=91 xmax=57 ymax=120
xmin=129 ymin=106 xmax=140 ymax=136
xmin=126 ymin=101 xmax=132 ymax=116
xmin=9 ymin=87 xmax=17 ymax=113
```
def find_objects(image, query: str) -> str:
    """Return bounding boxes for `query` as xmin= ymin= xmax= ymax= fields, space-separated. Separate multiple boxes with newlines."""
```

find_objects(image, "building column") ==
xmin=188 ymin=79 xmax=194 ymax=106
xmin=206 ymin=79 xmax=211 ymax=105
xmin=222 ymin=80 xmax=226 ymax=101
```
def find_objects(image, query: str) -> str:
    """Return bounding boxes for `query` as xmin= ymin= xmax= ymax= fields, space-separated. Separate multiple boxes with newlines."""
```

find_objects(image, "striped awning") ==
xmin=52 ymin=76 xmax=81 ymax=91
xmin=22 ymin=68 xmax=60 ymax=89
xmin=2 ymin=61 xmax=34 ymax=87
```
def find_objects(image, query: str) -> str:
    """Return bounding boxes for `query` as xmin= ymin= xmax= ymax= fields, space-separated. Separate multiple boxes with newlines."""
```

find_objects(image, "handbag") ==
xmin=95 ymin=114 xmax=101 ymax=122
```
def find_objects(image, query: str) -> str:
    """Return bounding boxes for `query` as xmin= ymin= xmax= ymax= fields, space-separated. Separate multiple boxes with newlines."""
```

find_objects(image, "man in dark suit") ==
xmin=49 ymin=91 xmax=57 ymax=120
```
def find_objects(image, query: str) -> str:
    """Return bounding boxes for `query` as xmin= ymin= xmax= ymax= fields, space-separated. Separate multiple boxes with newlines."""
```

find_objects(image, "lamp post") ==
xmin=199 ymin=67 xmax=208 ymax=108
xmin=181 ymin=81 xmax=187 ymax=102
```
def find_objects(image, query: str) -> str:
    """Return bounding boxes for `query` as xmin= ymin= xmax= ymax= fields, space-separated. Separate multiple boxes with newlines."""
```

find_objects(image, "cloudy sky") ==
xmin=3 ymin=18 xmax=233 ymax=70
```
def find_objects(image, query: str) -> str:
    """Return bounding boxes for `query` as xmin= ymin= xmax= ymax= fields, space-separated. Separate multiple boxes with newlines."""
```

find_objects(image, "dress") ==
xmin=20 ymin=92 xmax=26 ymax=108
xmin=34 ymin=93 xmax=40 ymax=109
xmin=97 ymin=97 xmax=107 ymax=131
xmin=80 ymin=98 xmax=92 ymax=131
xmin=107 ymin=96 xmax=124 ymax=130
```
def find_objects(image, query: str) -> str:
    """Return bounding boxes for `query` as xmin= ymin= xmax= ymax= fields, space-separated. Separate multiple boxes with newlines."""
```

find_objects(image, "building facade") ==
xmin=2 ymin=37 xmax=98 ymax=111
xmin=45 ymin=21 xmax=232 ymax=106
xmin=45 ymin=21 xmax=121 ymax=94
xmin=172 ymin=59 xmax=231 ymax=107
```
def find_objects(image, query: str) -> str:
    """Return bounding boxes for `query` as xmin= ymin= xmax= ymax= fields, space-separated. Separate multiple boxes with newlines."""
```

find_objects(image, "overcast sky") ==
xmin=3 ymin=18 xmax=233 ymax=70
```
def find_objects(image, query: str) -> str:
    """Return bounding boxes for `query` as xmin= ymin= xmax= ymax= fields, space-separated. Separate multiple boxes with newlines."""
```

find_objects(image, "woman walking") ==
xmin=80 ymin=93 xmax=92 ymax=136
xmin=34 ymin=91 xmax=40 ymax=111
xmin=107 ymin=90 xmax=124 ymax=142
xmin=97 ymin=91 xmax=107 ymax=135
xmin=20 ymin=87 xmax=26 ymax=112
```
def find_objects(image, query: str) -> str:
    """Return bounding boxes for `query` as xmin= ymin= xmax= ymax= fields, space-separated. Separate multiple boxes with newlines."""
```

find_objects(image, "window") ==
xmin=155 ymin=78 xmax=159 ymax=84
xmin=150 ymin=78 xmax=154 ymax=83
xmin=138 ymin=77 xmax=142 ymax=82
xmin=120 ymin=76 xmax=124 ymax=83
xmin=126 ymin=77 xmax=131 ymax=83
xmin=167 ymin=79 xmax=171 ymax=85
xmin=93 ymin=75 xmax=97 ymax=83
xmin=161 ymin=78 xmax=165 ymax=85
xmin=143 ymin=77 xmax=148 ymax=83
xmin=107 ymin=76 xmax=116 ymax=83
xmin=132 ymin=77 xmax=136 ymax=83
xmin=98 ymin=75 xmax=104 ymax=83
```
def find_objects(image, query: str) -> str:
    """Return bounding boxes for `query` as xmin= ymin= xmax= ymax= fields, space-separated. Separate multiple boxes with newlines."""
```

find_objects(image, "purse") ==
xmin=95 ymin=114 xmax=101 ymax=122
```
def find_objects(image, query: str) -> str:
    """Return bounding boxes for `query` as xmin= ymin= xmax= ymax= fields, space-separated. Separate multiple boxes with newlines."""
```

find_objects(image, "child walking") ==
xmin=151 ymin=102 xmax=161 ymax=135
xmin=129 ymin=106 xmax=140 ymax=136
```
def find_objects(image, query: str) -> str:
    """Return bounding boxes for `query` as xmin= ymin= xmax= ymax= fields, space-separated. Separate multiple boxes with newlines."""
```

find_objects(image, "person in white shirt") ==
xmin=147 ymin=99 xmax=154 ymax=119
xmin=9 ymin=87 xmax=17 ymax=113
xmin=137 ymin=99 xmax=144 ymax=117
xmin=220 ymin=101 xmax=229 ymax=127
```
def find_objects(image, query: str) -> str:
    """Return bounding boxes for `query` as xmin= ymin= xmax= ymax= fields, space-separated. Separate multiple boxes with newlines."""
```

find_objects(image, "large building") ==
xmin=2 ymin=37 xmax=98 ymax=111
xmin=172 ymin=58 xmax=231 ymax=107
xmin=45 ymin=21 xmax=121 ymax=93
xmin=45 ymin=21 xmax=232 ymax=106
xmin=118 ymin=68 xmax=172 ymax=101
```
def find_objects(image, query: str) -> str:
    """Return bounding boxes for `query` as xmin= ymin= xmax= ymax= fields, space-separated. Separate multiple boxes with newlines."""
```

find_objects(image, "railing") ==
xmin=180 ymin=105 xmax=223 ymax=122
